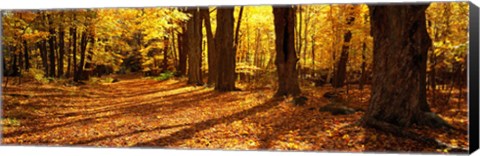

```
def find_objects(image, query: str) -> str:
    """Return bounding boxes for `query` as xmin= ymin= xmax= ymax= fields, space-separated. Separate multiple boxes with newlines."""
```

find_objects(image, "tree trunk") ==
xmin=201 ymin=8 xmax=217 ymax=85
xmin=333 ymin=6 xmax=356 ymax=88
xmin=47 ymin=14 xmax=56 ymax=78
xmin=359 ymin=42 xmax=367 ymax=90
xmin=234 ymin=6 xmax=244 ymax=53
xmin=23 ymin=40 xmax=30 ymax=70
xmin=11 ymin=53 xmax=19 ymax=76
xmin=418 ymin=13 xmax=432 ymax=112
xmin=178 ymin=27 xmax=187 ymax=76
xmin=310 ymin=34 xmax=315 ymax=78
xmin=72 ymin=27 xmax=78 ymax=81
xmin=171 ymin=30 xmax=178 ymax=68
xmin=186 ymin=8 xmax=203 ymax=85
xmin=39 ymin=40 xmax=49 ymax=75
xmin=364 ymin=4 xmax=441 ymax=128
xmin=303 ymin=7 xmax=311 ymax=78
xmin=215 ymin=7 xmax=236 ymax=91
xmin=66 ymin=27 xmax=74 ymax=77
xmin=58 ymin=27 xmax=65 ymax=77
xmin=162 ymin=40 xmax=169 ymax=71
xmin=273 ymin=6 xmax=301 ymax=97
xmin=75 ymin=30 xmax=88 ymax=82
xmin=83 ymin=35 xmax=95 ymax=80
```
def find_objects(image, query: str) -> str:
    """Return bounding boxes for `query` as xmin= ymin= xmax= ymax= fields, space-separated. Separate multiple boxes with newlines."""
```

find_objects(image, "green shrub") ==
xmin=152 ymin=70 xmax=174 ymax=81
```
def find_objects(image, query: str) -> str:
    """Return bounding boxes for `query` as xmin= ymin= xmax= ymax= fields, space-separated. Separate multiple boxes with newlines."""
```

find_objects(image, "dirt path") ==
xmin=1 ymin=74 xmax=469 ymax=152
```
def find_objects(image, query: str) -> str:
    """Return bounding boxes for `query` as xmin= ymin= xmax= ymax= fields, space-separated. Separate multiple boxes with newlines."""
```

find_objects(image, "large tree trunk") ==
xmin=201 ymin=8 xmax=217 ymax=86
xmin=186 ymin=8 xmax=203 ymax=85
xmin=273 ymin=6 xmax=301 ymax=97
xmin=47 ymin=14 xmax=56 ymax=78
xmin=215 ymin=7 xmax=236 ymax=91
xmin=364 ymin=4 xmax=442 ymax=128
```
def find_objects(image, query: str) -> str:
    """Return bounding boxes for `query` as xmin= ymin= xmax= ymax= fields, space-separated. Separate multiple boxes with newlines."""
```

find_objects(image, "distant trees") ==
xmin=272 ymin=6 xmax=301 ymax=97
xmin=1 ymin=3 xmax=468 ymax=102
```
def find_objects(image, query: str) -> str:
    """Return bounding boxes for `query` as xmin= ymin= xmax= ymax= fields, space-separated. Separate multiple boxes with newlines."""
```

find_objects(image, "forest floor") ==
xmin=1 ymin=74 xmax=469 ymax=153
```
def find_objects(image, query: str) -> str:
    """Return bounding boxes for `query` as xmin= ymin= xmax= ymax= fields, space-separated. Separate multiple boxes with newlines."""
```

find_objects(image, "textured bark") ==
xmin=186 ymin=8 xmax=203 ymax=85
xmin=201 ymin=8 xmax=217 ymax=85
xmin=215 ymin=7 xmax=236 ymax=91
xmin=273 ymin=6 xmax=301 ymax=97
xmin=365 ymin=4 xmax=435 ymax=127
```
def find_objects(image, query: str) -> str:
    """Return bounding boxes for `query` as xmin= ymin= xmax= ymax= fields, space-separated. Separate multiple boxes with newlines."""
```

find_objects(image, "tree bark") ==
xmin=58 ymin=26 xmax=65 ymax=77
xmin=215 ymin=7 xmax=236 ymax=91
xmin=273 ymin=6 xmax=301 ymax=97
xmin=233 ymin=6 xmax=244 ymax=53
xmin=75 ymin=30 xmax=88 ymax=82
xmin=11 ymin=53 xmax=19 ymax=76
xmin=178 ymin=27 xmax=187 ymax=76
xmin=364 ymin=4 xmax=441 ymax=128
xmin=39 ymin=40 xmax=49 ymax=76
xmin=72 ymin=27 xmax=78 ymax=81
xmin=201 ymin=8 xmax=217 ymax=85
xmin=186 ymin=8 xmax=203 ymax=85
xmin=359 ymin=42 xmax=367 ymax=90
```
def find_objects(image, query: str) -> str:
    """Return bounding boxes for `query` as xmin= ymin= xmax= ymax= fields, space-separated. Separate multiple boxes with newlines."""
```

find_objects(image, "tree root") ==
xmin=417 ymin=112 xmax=464 ymax=133
xmin=364 ymin=117 xmax=468 ymax=153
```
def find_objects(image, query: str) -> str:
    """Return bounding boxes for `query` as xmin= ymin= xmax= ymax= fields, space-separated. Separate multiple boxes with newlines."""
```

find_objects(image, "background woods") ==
xmin=1 ymin=2 xmax=470 ymax=153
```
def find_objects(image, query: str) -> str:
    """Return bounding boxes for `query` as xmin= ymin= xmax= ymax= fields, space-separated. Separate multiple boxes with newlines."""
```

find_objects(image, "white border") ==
xmin=0 ymin=0 xmax=466 ymax=9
